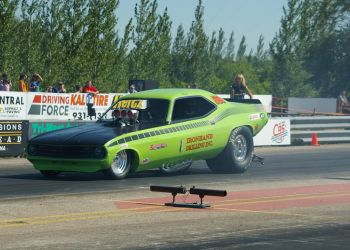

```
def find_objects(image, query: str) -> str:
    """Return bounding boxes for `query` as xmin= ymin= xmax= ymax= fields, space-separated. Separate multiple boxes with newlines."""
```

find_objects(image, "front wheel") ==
xmin=206 ymin=126 xmax=253 ymax=173
xmin=103 ymin=150 xmax=132 ymax=179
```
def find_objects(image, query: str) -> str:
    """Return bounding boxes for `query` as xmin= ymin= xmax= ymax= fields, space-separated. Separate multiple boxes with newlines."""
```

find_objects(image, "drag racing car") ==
xmin=27 ymin=88 xmax=268 ymax=179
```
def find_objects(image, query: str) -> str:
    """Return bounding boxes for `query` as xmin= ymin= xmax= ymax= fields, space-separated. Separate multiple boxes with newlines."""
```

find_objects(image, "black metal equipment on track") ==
xmin=150 ymin=185 xmax=227 ymax=208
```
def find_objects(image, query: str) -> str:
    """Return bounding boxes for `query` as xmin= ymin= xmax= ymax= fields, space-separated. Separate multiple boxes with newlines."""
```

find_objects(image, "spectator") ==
xmin=191 ymin=82 xmax=200 ymax=89
xmin=18 ymin=73 xmax=27 ymax=92
xmin=0 ymin=74 xmax=12 ymax=91
xmin=337 ymin=90 xmax=350 ymax=114
xmin=29 ymin=73 xmax=43 ymax=92
xmin=127 ymin=83 xmax=137 ymax=94
xmin=0 ymin=77 xmax=4 ymax=91
xmin=46 ymin=86 xmax=54 ymax=92
xmin=75 ymin=84 xmax=83 ymax=93
xmin=230 ymin=74 xmax=253 ymax=100
xmin=83 ymin=80 xmax=99 ymax=95
xmin=57 ymin=81 xmax=67 ymax=93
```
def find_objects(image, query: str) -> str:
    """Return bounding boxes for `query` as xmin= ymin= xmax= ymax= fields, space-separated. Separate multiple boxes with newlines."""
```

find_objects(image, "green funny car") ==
xmin=27 ymin=88 xmax=268 ymax=179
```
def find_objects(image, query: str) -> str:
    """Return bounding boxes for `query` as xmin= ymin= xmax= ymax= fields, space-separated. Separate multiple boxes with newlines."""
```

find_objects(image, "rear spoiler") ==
xmin=224 ymin=98 xmax=262 ymax=104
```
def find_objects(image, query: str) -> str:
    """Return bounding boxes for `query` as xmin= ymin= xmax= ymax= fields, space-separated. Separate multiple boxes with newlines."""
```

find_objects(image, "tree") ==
xmin=236 ymin=36 xmax=247 ymax=61
xmin=82 ymin=0 xmax=119 ymax=91
xmin=59 ymin=0 xmax=87 ymax=86
xmin=224 ymin=31 xmax=235 ymax=61
xmin=39 ymin=0 xmax=64 ymax=85
xmin=152 ymin=7 xmax=172 ymax=86
xmin=0 ymin=0 xmax=19 ymax=74
xmin=186 ymin=0 xmax=209 ymax=84
xmin=255 ymin=35 xmax=266 ymax=60
xmin=129 ymin=0 xmax=158 ymax=80
xmin=114 ymin=19 xmax=133 ymax=92
xmin=171 ymin=24 xmax=188 ymax=85
xmin=17 ymin=0 xmax=45 ymax=81
xmin=269 ymin=0 xmax=316 ymax=97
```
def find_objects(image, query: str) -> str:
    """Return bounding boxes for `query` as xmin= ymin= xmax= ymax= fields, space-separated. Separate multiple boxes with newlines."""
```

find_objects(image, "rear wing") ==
xmin=224 ymin=98 xmax=262 ymax=105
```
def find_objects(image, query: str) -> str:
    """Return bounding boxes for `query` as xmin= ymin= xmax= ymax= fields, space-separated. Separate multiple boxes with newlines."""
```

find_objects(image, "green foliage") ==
xmin=171 ymin=25 xmax=187 ymax=83
xmin=1 ymin=0 xmax=347 ymax=98
xmin=270 ymin=0 xmax=350 ymax=98
xmin=0 ymin=0 xmax=19 ymax=73
xmin=186 ymin=0 xmax=209 ymax=84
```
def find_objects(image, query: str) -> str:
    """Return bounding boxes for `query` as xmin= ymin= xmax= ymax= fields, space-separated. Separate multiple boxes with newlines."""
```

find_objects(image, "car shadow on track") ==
xmin=0 ymin=167 xmax=218 ymax=182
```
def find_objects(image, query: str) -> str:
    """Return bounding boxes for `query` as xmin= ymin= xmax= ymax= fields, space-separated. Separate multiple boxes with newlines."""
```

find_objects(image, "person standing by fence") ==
xmin=337 ymin=90 xmax=350 ymax=114
xmin=230 ymin=74 xmax=253 ymax=100
xmin=29 ymin=73 xmax=43 ymax=92
xmin=83 ymin=80 xmax=99 ymax=95
xmin=18 ymin=74 xmax=27 ymax=92
xmin=0 ymin=74 xmax=12 ymax=91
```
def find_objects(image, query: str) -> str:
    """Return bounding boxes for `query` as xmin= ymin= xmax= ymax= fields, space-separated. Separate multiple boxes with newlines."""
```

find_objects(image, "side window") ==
xmin=139 ymin=99 xmax=169 ymax=123
xmin=172 ymin=97 xmax=216 ymax=121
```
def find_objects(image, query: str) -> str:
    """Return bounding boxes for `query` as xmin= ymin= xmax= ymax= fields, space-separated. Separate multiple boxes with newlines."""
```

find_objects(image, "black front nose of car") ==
xmin=27 ymin=144 xmax=107 ymax=159
xmin=94 ymin=147 xmax=107 ymax=159
xmin=27 ymin=144 xmax=37 ymax=156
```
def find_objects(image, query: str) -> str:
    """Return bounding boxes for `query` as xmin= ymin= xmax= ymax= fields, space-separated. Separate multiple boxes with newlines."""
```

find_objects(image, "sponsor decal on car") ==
xmin=185 ymin=133 xmax=214 ymax=151
xmin=150 ymin=143 xmax=167 ymax=150
xmin=115 ymin=100 xmax=147 ymax=109
xmin=249 ymin=113 xmax=260 ymax=121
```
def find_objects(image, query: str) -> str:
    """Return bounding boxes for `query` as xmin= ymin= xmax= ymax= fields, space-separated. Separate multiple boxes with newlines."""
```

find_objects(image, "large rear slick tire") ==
xmin=103 ymin=150 xmax=132 ymax=179
xmin=206 ymin=126 xmax=253 ymax=173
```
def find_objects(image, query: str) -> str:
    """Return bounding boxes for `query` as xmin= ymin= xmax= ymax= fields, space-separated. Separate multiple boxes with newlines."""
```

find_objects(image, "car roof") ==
xmin=121 ymin=88 xmax=214 ymax=100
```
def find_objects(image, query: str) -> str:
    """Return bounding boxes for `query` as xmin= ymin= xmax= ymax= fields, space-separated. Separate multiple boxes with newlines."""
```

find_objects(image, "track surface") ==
xmin=1 ymin=144 xmax=350 ymax=249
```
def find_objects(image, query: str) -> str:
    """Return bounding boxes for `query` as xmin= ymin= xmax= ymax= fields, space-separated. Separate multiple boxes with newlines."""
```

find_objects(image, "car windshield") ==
xmin=100 ymin=98 xmax=170 ymax=124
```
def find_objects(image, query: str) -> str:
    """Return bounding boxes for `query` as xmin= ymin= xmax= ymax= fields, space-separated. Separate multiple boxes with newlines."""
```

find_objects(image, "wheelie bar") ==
xmin=252 ymin=154 xmax=264 ymax=165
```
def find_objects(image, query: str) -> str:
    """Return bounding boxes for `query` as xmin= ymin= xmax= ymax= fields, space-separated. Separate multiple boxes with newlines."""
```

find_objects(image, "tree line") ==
xmin=0 ymin=0 xmax=349 ymax=97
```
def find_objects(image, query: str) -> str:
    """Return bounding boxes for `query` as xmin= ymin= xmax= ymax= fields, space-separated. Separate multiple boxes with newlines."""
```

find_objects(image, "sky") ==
xmin=116 ymin=0 xmax=288 ymax=52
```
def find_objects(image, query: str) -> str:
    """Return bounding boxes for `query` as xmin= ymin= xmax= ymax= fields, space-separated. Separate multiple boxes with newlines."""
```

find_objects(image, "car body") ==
xmin=27 ymin=88 xmax=268 ymax=179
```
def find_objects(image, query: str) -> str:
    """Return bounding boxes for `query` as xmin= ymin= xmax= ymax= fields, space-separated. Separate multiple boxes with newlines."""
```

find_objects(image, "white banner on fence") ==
xmin=254 ymin=118 xmax=291 ymax=146
xmin=1 ymin=92 xmax=273 ymax=121
xmin=25 ymin=92 xmax=125 ymax=121
xmin=0 ymin=92 xmax=27 ymax=119
xmin=68 ymin=93 xmax=120 ymax=120
xmin=26 ymin=93 xmax=72 ymax=120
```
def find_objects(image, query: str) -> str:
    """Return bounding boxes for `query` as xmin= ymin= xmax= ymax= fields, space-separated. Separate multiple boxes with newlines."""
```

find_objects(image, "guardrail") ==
xmin=290 ymin=116 xmax=350 ymax=144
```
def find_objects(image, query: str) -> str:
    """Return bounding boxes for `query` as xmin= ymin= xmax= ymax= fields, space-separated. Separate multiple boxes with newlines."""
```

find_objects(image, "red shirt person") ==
xmin=83 ymin=80 xmax=99 ymax=95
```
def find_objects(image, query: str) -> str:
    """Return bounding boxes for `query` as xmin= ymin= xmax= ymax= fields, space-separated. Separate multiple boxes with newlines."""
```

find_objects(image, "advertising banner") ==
xmin=0 ymin=120 xmax=29 ymax=156
xmin=68 ymin=93 xmax=122 ymax=120
xmin=0 ymin=92 xmax=27 ymax=120
xmin=29 ymin=121 xmax=91 ymax=139
xmin=26 ymin=93 xmax=124 ymax=121
xmin=26 ymin=92 xmax=71 ymax=120
xmin=254 ymin=118 xmax=291 ymax=146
